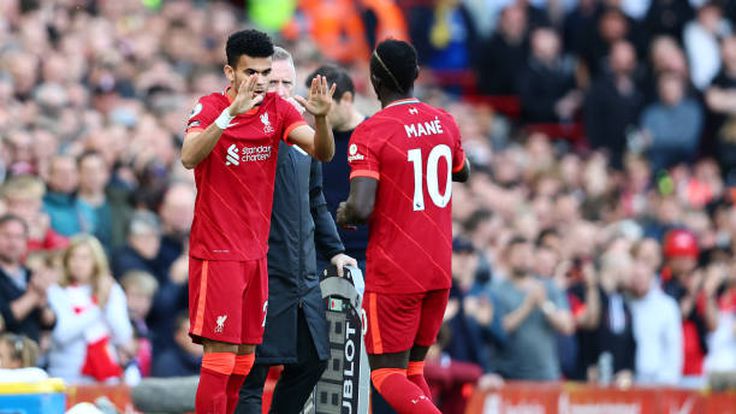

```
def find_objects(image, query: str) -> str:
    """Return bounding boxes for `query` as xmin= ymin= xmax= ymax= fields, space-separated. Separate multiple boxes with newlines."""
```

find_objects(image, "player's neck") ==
xmin=380 ymin=92 xmax=414 ymax=109
xmin=226 ymin=85 xmax=237 ymax=102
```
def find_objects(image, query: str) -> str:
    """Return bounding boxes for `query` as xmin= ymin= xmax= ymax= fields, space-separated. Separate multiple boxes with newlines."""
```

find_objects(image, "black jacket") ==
xmin=584 ymin=73 xmax=644 ymax=170
xmin=0 ymin=267 xmax=55 ymax=342
xmin=257 ymin=142 xmax=344 ymax=364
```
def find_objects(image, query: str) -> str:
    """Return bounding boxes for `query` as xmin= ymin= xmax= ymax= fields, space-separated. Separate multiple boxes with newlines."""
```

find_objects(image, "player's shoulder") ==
xmin=195 ymin=91 xmax=230 ymax=109
xmin=351 ymin=116 xmax=384 ymax=142
xmin=420 ymin=102 xmax=454 ymax=120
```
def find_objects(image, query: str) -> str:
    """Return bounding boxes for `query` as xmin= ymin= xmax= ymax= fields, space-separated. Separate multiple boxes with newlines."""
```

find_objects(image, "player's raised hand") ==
xmin=294 ymin=75 xmax=336 ymax=117
xmin=229 ymin=75 xmax=264 ymax=116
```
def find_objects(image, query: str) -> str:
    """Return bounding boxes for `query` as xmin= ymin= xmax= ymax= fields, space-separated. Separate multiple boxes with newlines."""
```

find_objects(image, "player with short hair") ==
xmin=181 ymin=29 xmax=336 ymax=413
xmin=337 ymin=39 xmax=470 ymax=413
xmin=235 ymin=47 xmax=357 ymax=414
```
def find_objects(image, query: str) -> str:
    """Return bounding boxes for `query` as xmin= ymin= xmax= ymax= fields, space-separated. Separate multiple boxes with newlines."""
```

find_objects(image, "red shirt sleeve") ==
xmin=186 ymin=96 xmax=220 ymax=134
xmin=279 ymin=98 xmax=307 ymax=143
xmin=446 ymin=115 xmax=467 ymax=173
xmin=348 ymin=122 xmax=380 ymax=180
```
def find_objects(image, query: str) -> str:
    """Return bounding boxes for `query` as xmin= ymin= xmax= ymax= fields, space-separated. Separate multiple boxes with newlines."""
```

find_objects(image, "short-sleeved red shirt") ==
xmin=348 ymin=98 xmax=466 ymax=293
xmin=186 ymin=91 xmax=306 ymax=261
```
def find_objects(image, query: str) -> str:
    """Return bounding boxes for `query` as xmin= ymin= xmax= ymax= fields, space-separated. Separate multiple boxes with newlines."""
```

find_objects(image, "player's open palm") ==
xmin=295 ymin=75 xmax=336 ymax=117
xmin=229 ymin=75 xmax=263 ymax=116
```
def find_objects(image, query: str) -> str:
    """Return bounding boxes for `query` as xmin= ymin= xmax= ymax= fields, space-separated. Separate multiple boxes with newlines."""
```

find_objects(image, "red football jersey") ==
xmin=186 ymin=91 xmax=306 ymax=261
xmin=348 ymin=98 xmax=466 ymax=293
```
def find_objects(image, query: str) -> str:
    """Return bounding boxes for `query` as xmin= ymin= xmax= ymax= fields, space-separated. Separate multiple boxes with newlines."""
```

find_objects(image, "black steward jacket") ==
xmin=257 ymin=141 xmax=344 ymax=364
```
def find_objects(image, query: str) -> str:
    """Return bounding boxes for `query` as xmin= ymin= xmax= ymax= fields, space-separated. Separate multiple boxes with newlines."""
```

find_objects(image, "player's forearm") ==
xmin=181 ymin=124 xmax=225 ymax=169
xmin=312 ymin=115 xmax=335 ymax=162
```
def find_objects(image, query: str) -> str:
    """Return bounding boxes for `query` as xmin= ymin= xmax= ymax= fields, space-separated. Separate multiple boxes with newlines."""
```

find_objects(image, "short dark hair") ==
xmin=0 ymin=213 xmax=28 ymax=235
xmin=371 ymin=39 xmax=419 ymax=94
xmin=226 ymin=29 xmax=274 ymax=67
xmin=306 ymin=64 xmax=355 ymax=102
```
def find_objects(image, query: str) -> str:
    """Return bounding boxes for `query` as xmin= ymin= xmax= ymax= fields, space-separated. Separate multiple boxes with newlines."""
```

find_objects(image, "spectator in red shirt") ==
xmin=661 ymin=229 xmax=720 ymax=386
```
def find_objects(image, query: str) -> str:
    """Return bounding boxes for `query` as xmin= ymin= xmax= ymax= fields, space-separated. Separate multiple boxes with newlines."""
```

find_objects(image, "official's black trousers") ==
xmin=236 ymin=309 xmax=328 ymax=414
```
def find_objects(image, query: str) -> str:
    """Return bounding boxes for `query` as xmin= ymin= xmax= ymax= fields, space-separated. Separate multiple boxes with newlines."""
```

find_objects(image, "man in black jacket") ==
xmin=236 ymin=47 xmax=356 ymax=414
xmin=0 ymin=214 xmax=55 ymax=343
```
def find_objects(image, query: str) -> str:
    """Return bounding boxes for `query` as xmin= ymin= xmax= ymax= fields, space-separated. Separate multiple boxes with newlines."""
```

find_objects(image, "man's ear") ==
xmin=224 ymin=65 xmax=234 ymax=83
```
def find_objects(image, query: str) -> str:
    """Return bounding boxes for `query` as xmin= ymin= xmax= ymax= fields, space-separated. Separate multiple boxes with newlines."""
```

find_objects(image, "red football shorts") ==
xmin=188 ymin=257 xmax=268 ymax=345
xmin=363 ymin=289 xmax=450 ymax=355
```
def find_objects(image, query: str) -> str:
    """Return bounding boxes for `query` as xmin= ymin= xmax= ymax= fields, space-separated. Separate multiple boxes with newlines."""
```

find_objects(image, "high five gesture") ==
xmin=294 ymin=75 xmax=336 ymax=117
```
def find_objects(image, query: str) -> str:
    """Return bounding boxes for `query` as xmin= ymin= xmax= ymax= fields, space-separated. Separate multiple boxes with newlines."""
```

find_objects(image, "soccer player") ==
xmin=336 ymin=39 xmax=470 ymax=414
xmin=235 ymin=47 xmax=357 ymax=414
xmin=181 ymin=30 xmax=336 ymax=414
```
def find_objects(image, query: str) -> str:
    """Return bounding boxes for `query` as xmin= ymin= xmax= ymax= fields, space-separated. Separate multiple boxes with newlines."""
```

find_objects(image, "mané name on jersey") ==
xmin=348 ymin=98 xmax=466 ymax=294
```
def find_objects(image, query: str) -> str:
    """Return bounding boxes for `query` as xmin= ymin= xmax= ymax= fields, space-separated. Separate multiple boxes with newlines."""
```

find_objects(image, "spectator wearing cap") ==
xmin=661 ymin=229 xmax=719 ymax=386
xmin=443 ymin=237 xmax=505 ymax=372
xmin=43 ymin=155 xmax=95 ymax=237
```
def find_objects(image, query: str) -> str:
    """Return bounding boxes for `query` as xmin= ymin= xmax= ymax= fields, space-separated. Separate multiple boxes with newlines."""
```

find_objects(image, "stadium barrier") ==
xmin=465 ymin=381 xmax=736 ymax=414
xmin=3 ymin=378 xmax=735 ymax=413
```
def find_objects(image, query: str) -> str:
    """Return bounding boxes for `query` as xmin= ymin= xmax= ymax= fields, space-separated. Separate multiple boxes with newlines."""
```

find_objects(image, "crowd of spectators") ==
xmin=0 ymin=1 xmax=735 ymax=411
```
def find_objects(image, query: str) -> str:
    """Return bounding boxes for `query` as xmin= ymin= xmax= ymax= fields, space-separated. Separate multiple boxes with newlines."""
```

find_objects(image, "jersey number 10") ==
xmin=407 ymin=145 xmax=452 ymax=211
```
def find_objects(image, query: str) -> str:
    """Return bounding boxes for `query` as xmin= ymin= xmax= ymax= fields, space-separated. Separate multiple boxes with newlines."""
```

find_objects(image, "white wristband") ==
xmin=215 ymin=109 xmax=235 ymax=130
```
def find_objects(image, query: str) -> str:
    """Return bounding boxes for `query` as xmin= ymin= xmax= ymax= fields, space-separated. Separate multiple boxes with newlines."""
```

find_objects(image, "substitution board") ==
xmin=301 ymin=265 xmax=370 ymax=414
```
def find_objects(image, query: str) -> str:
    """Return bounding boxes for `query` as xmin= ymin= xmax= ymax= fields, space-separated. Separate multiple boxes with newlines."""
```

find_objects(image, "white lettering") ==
xmin=434 ymin=117 xmax=444 ymax=133
xmin=416 ymin=122 xmax=427 ymax=136
xmin=343 ymin=321 xmax=357 ymax=408
xmin=404 ymin=118 xmax=445 ymax=139
xmin=347 ymin=154 xmax=365 ymax=162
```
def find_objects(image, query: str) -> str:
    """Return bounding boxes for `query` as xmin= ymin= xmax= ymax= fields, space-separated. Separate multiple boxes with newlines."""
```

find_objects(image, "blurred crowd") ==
xmin=0 ymin=0 xmax=735 ymax=410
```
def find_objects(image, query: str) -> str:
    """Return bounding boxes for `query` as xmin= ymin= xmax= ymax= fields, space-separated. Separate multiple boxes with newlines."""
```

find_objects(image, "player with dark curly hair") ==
xmin=337 ymin=39 xmax=470 ymax=413
xmin=181 ymin=29 xmax=336 ymax=413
